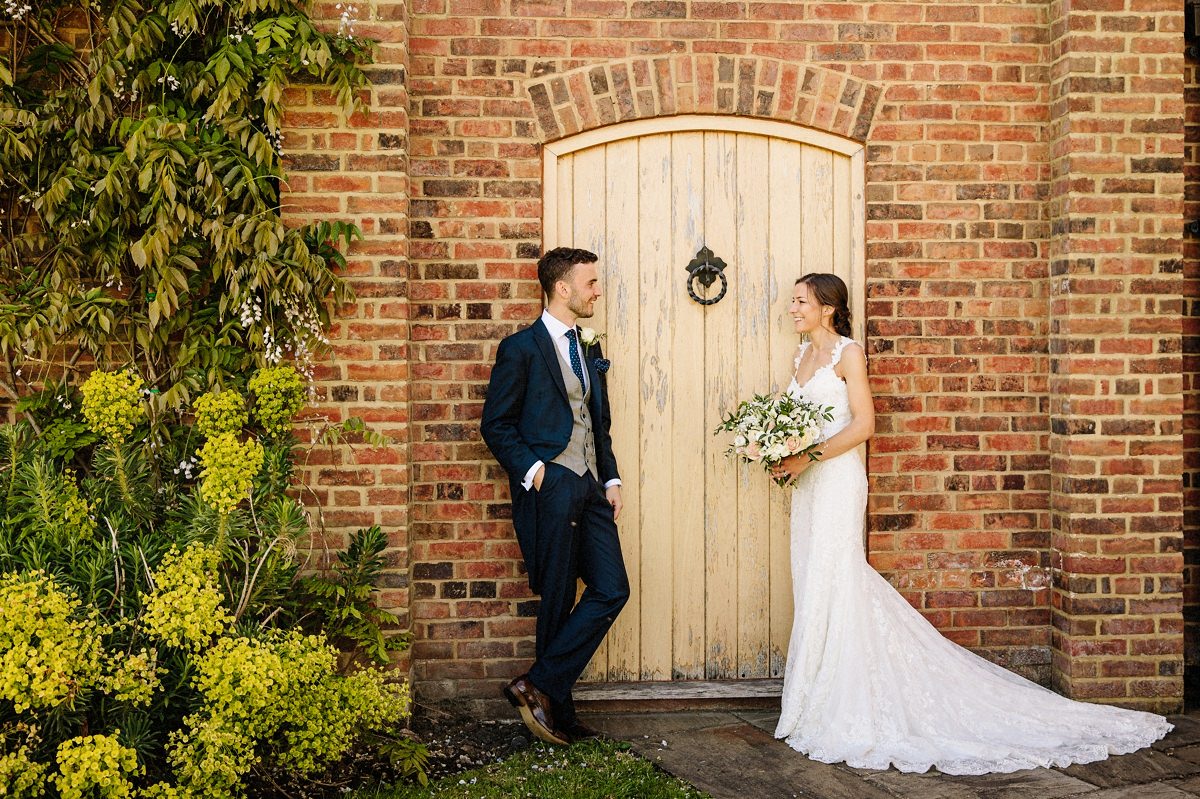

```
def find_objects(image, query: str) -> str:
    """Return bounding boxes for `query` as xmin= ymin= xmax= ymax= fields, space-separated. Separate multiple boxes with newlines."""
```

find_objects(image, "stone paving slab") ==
xmin=1078 ymin=786 xmax=1197 ymax=799
xmin=858 ymin=767 xmax=1097 ymax=799
xmin=1058 ymin=746 xmax=1200 ymax=788
xmin=584 ymin=710 xmax=1200 ymax=799
xmin=587 ymin=712 xmax=894 ymax=799
xmin=1160 ymin=717 xmax=1200 ymax=750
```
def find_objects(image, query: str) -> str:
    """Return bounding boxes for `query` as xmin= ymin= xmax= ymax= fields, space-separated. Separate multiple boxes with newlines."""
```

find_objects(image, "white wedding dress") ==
xmin=775 ymin=336 xmax=1172 ymax=774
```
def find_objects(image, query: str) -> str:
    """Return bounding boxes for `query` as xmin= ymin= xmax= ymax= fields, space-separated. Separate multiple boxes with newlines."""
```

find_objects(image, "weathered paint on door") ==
xmin=542 ymin=117 xmax=865 ymax=682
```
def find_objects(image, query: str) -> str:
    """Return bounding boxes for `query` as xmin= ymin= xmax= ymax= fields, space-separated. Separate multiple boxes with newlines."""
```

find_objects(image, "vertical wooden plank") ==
xmin=800 ymin=146 xmax=834 ymax=275
xmin=850 ymin=149 xmax=866 ymax=343
xmin=671 ymin=132 xmax=707 ymax=679
xmin=570 ymin=146 xmax=609 ymax=682
xmin=767 ymin=137 xmax=804 ymax=676
xmin=552 ymin=155 xmax=572 ymax=255
xmin=848 ymin=148 xmax=868 ymax=544
xmin=733 ymin=134 xmax=772 ymax=679
xmin=603 ymin=137 xmax=642 ymax=681
xmin=703 ymin=131 xmax=741 ymax=679
xmin=543 ymin=154 xmax=557 ymax=253
xmin=833 ymin=150 xmax=869 ymax=473
xmin=833 ymin=153 xmax=852 ymax=286
xmin=636 ymin=134 xmax=674 ymax=681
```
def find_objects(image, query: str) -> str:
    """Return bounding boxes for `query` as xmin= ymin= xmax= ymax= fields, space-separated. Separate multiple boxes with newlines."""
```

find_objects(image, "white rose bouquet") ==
xmin=714 ymin=392 xmax=833 ymax=486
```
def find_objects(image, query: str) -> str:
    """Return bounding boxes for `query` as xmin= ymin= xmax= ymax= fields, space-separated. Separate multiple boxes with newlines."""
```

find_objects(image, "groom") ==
xmin=481 ymin=246 xmax=630 ymax=745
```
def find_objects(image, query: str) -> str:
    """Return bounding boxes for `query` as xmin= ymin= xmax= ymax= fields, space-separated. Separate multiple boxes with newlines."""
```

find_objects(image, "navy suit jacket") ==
xmin=480 ymin=318 xmax=619 ymax=592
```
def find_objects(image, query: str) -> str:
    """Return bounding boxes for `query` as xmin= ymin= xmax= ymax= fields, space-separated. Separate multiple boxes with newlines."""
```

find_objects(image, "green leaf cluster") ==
xmin=0 ymin=0 xmax=370 ymax=407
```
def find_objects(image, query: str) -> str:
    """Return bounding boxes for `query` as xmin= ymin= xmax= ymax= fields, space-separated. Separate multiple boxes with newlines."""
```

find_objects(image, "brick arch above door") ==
xmin=524 ymin=55 xmax=881 ymax=145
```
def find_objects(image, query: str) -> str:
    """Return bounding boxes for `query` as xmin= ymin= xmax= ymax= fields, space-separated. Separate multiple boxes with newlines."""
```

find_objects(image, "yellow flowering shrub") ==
xmin=167 ymin=720 xmax=252 ymax=799
xmin=192 ymin=391 xmax=248 ymax=439
xmin=80 ymin=370 xmax=145 ymax=442
xmin=61 ymin=468 xmax=97 ymax=538
xmin=197 ymin=433 xmax=264 ymax=515
xmin=0 ymin=571 xmax=103 ymax=713
xmin=248 ymin=366 xmax=306 ymax=438
xmin=54 ymin=734 xmax=141 ymax=799
xmin=102 ymin=648 xmax=162 ymax=707
xmin=283 ymin=667 xmax=411 ymax=772
xmin=141 ymin=544 xmax=232 ymax=651
xmin=0 ymin=742 xmax=48 ymax=797
xmin=169 ymin=631 xmax=410 ymax=793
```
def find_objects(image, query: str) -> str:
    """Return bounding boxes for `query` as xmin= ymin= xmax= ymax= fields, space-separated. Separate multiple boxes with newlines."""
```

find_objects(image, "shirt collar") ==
xmin=540 ymin=309 xmax=575 ymax=340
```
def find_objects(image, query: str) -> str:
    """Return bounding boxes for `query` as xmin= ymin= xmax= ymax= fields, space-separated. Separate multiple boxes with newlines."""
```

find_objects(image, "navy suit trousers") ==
xmin=525 ymin=463 xmax=630 ymax=724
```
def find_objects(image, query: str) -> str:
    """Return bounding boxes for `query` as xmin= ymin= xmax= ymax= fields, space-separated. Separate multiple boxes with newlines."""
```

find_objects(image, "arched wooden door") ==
xmin=542 ymin=116 xmax=865 ymax=682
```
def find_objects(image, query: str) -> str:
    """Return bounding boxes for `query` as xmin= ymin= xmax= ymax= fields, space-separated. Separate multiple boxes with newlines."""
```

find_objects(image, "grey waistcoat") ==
xmin=550 ymin=341 xmax=598 ymax=480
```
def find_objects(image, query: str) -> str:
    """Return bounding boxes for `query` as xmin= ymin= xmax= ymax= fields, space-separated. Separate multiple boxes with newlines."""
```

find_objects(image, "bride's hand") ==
xmin=771 ymin=454 xmax=812 ymax=484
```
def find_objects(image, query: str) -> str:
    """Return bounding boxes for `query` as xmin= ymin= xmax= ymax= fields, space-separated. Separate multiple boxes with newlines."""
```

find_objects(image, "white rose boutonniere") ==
xmin=577 ymin=327 xmax=610 ymax=373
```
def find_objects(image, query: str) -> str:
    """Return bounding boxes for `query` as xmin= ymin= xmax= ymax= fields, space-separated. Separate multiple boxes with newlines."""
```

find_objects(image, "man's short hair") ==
xmin=537 ymin=247 xmax=598 ymax=297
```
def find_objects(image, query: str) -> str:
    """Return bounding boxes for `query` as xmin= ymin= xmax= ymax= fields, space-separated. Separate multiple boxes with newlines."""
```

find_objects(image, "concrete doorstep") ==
xmin=582 ymin=710 xmax=1200 ymax=799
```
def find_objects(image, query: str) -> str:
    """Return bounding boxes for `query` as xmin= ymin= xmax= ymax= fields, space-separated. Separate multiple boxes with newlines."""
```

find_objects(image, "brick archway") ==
xmin=525 ymin=55 xmax=881 ymax=144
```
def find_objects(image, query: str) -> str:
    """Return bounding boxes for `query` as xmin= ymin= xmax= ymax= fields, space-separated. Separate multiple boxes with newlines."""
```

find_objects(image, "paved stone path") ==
xmin=585 ymin=710 xmax=1200 ymax=799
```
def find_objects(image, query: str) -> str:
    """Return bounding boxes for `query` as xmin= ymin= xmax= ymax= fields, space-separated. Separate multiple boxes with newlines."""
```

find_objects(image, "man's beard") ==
xmin=568 ymin=293 xmax=594 ymax=319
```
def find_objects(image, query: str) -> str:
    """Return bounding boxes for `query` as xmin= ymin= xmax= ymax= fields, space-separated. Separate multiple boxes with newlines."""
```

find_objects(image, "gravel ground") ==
xmin=410 ymin=707 xmax=535 ymax=781
xmin=246 ymin=708 xmax=534 ymax=797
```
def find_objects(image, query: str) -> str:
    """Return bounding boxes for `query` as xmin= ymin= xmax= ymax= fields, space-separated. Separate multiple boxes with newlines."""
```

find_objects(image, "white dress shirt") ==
xmin=522 ymin=310 xmax=622 ymax=492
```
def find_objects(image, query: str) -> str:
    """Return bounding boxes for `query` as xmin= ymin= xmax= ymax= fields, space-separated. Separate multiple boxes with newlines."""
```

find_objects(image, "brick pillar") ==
xmin=1046 ymin=0 xmax=1185 ymax=711
xmin=1184 ymin=42 xmax=1200 ymax=705
xmin=281 ymin=2 xmax=413 ymax=668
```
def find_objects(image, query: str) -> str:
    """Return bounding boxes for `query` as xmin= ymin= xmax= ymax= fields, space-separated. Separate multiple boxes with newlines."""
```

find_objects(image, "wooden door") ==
xmin=542 ymin=116 xmax=865 ymax=682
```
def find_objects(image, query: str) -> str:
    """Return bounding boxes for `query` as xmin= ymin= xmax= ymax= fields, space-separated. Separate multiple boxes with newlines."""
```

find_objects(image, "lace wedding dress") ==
xmin=775 ymin=336 xmax=1172 ymax=774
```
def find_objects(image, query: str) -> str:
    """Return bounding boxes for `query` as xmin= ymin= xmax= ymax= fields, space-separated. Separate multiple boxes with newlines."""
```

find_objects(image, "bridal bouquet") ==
xmin=715 ymin=392 xmax=833 ymax=486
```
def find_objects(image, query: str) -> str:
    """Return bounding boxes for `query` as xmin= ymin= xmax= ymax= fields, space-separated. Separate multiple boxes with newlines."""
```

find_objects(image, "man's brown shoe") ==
xmin=562 ymin=718 xmax=601 ymax=740
xmin=503 ymin=676 xmax=570 ymax=746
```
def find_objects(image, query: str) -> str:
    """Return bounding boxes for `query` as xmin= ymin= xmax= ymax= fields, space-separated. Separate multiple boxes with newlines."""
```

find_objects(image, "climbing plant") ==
xmin=0 ymin=0 xmax=370 ymax=410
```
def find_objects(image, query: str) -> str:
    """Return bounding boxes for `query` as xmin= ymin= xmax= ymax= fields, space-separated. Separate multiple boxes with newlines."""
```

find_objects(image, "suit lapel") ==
xmin=533 ymin=319 xmax=570 ymax=403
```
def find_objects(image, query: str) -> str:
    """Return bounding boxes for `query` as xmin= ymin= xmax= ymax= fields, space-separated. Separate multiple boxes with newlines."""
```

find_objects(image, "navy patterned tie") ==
xmin=565 ymin=328 xmax=586 ymax=390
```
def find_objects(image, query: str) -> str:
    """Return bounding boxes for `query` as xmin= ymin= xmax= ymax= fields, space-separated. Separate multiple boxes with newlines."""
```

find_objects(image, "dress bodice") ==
xmin=787 ymin=336 xmax=856 ymax=443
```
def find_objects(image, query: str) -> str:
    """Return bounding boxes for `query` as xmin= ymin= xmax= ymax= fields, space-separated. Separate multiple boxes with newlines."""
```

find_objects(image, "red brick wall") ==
xmin=1184 ymin=44 xmax=1200 ymax=704
xmin=281 ymin=0 xmax=414 ymax=658
xmin=1045 ymin=0 xmax=1184 ymax=709
xmin=406 ymin=0 xmax=1055 ymax=711
xmin=283 ymin=0 xmax=1186 ymax=714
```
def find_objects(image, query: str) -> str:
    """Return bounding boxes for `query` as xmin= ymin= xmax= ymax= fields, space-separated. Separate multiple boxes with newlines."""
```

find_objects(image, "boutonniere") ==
xmin=578 ymin=327 xmax=603 ymax=346
xmin=592 ymin=357 xmax=611 ymax=374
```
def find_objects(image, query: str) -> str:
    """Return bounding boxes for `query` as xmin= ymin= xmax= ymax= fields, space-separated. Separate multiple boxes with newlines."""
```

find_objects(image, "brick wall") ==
xmin=1185 ymin=42 xmax=1200 ymax=703
xmin=1045 ymin=0 xmax=1184 ymax=709
xmin=281 ymin=0 xmax=414 ymax=657
xmin=276 ymin=0 xmax=1187 ymax=713
xmin=405 ymin=0 xmax=1110 ymax=712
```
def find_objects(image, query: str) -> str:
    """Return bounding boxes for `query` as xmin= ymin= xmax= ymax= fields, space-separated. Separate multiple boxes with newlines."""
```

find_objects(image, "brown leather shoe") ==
xmin=562 ymin=718 xmax=602 ymax=741
xmin=503 ymin=676 xmax=570 ymax=746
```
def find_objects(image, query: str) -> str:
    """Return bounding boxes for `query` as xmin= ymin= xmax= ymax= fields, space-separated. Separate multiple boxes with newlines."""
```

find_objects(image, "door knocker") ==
xmin=685 ymin=246 xmax=729 ymax=306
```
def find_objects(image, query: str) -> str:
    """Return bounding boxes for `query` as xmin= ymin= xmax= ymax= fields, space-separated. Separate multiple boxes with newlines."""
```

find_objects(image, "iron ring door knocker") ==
xmin=685 ymin=246 xmax=729 ymax=306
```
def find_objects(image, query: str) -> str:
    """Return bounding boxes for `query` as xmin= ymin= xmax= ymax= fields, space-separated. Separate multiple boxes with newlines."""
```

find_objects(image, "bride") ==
xmin=768 ymin=273 xmax=1172 ymax=775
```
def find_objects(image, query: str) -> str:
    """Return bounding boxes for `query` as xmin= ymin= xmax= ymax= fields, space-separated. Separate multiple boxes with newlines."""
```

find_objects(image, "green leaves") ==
xmin=0 ymin=0 xmax=372 ymax=413
xmin=298 ymin=525 xmax=409 ymax=665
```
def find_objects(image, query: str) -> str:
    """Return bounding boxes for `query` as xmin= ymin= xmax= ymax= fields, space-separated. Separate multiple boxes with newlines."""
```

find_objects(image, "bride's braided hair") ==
xmin=796 ymin=273 xmax=852 ymax=338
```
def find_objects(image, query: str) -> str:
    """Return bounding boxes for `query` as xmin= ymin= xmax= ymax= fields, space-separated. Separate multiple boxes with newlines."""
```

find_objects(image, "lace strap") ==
xmin=794 ymin=341 xmax=810 ymax=370
xmin=830 ymin=337 xmax=854 ymax=367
